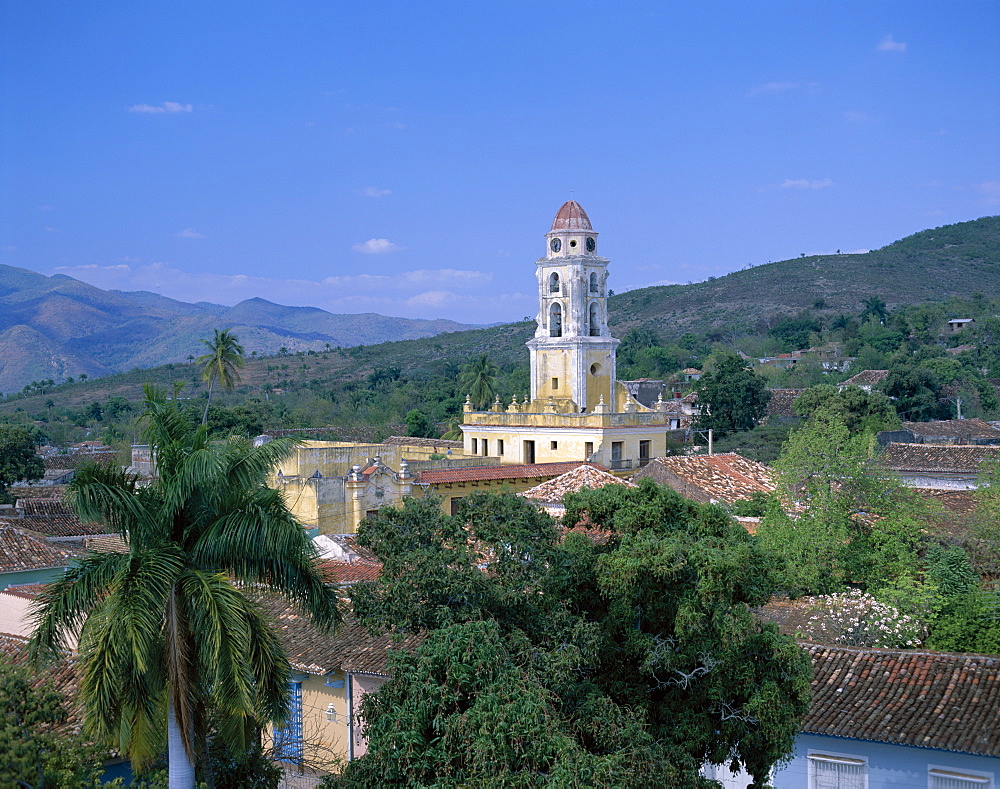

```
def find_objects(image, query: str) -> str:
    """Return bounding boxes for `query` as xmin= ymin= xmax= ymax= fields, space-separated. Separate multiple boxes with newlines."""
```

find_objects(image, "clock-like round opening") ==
xmin=569 ymin=239 xmax=577 ymax=248
xmin=590 ymin=363 xmax=602 ymax=375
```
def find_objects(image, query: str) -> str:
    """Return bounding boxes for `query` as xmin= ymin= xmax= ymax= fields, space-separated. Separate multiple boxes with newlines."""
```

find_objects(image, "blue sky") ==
xmin=2 ymin=1 xmax=998 ymax=325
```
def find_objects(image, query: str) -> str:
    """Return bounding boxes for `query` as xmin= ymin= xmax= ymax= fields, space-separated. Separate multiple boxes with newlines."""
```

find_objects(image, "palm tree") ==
xmin=459 ymin=354 xmax=499 ymax=411
xmin=197 ymin=329 xmax=245 ymax=424
xmin=30 ymin=387 xmax=340 ymax=788
xmin=860 ymin=296 xmax=889 ymax=326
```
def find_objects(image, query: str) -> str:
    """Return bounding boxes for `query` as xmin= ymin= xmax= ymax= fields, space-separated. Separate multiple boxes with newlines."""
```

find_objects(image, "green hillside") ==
xmin=610 ymin=215 xmax=1000 ymax=337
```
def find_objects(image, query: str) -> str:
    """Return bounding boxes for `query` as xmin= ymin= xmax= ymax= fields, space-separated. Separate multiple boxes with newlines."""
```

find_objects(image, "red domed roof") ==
xmin=550 ymin=201 xmax=592 ymax=231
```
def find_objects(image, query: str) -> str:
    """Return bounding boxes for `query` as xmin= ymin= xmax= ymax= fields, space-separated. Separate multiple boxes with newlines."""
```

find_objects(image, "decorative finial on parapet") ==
xmin=492 ymin=395 xmax=503 ymax=412
xmin=507 ymin=395 xmax=520 ymax=413
xmin=399 ymin=459 xmax=409 ymax=480
xmin=623 ymin=396 xmax=633 ymax=413
xmin=546 ymin=394 xmax=557 ymax=413
xmin=655 ymin=392 xmax=666 ymax=413
xmin=463 ymin=394 xmax=473 ymax=413
xmin=593 ymin=394 xmax=609 ymax=414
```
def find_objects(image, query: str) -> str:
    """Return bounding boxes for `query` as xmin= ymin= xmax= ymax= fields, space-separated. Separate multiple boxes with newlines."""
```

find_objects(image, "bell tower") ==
xmin=526 ymin=201 xmax=619 ymax=412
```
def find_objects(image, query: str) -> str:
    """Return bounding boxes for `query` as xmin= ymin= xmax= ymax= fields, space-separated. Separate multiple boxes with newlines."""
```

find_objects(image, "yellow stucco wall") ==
xmin=264 ymin=672 xmax=351 ymax=773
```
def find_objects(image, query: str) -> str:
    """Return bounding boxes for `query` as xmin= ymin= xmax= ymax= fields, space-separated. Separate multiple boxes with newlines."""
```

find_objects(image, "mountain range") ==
xmin=0 ymin=265 xmax=476 ymax=394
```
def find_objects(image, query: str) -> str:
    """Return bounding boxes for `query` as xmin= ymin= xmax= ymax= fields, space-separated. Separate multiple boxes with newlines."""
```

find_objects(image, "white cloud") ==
xmin=176 ymin=228 xmax=205 ymax=239
xmin=779 ymin=178 xmax=835 ymax=190
xmin=748 ymin=81 xmax=821 ymax=97
xmin=129 ymin=101 xmax=193 ymax=114
xmin=407 ymin=291 xmax=458 ymax=307
xmin=352 ymin=238 xmax=403 ymax=254
xmin=360 ymin=186 xmax=391 ymax=198
xmin=876 ymin=35 xmax=906 ymax=53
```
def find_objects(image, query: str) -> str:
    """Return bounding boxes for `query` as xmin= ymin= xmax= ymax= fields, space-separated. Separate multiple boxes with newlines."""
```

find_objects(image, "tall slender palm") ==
xmin=860 ymin=296 xmax=889 ymax=326
xmin=30 ymin=387 xmax=340 ymax=788
xmin=197 ymin=329 xmax=245 ymax=424
xmin=459 ymin=354 xmax=499 ymax=411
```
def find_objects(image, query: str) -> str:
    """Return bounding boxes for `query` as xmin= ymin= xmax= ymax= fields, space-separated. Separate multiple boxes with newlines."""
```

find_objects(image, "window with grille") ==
xmin=929 ymin=769 xmax=992 ymax=789
xmin=808 ymin=753 xmax=866 ymax=789
xmin=273 ymin=680 xmax=304 ymax=763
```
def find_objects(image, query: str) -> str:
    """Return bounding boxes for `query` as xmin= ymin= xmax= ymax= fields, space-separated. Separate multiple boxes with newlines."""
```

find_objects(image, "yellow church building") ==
xmin=461 ymin=201 xmax=678 ymax=471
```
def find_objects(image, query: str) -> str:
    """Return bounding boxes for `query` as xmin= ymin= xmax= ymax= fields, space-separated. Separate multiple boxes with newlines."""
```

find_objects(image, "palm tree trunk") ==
xmin=168 ymin=701 xmax=196 ymax=789
xmin=202 ymin=377 xmax=215 ymax=425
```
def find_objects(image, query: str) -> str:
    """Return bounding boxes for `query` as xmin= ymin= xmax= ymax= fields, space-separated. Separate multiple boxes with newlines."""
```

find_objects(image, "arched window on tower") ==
xmin=589 ymin=272 xmax=598 ymax=293
xmin=549 ymin=272 xmax=560 ymax=293
xmin=549 ymin=303 xmax=563 ymax=337
xmin=589 ymin=302 xmax=600 ymax=336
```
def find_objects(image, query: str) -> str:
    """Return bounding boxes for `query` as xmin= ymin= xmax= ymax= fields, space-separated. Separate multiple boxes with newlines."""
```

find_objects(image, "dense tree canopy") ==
xmin=693 ymin=354 xmax=771 ymax=437
xmin=793 ymin=384 xmax=899 ymax=434
xmin=336 ymin=485 xmax=811 ymax=787
xmin=0 ymin=425 xmax=44 ymax=503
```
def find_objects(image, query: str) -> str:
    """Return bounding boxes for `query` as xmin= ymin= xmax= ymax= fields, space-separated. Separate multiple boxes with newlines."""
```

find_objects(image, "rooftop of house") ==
xmin=415 ymin=461 xmax=610 ymax=486
xmin=901 ymin=418 xmax=1000 ymax=440
xmin=0 ymin=525 xmax=82 ymax=574
xmin=631 ymin=453 xmax=776 ymax=504
xmin=381 ymin=435 xmax=464 ymax=449
xmin=802 ymin=644 xmax=1000 ymax=757
xmin=0 ymin=582 xmax=48 ymax=600
xmin=340 ymin=630 xmax=426 ymax=677
xmin=81 ymin=534 xmax=129 ymax=554
xmin=520 ymin=464 xmax=636 ymax=504
xmin=765 ymin=389 xmax=805 ymax=418
xmin=0 ymin=632 xmax=81 ymax=729
xmin=0 ymin=514 xmax=111 ymax=539
xmin=317 ymin=559 xmax=382 ymax=586
xmin=42 ymin=451 xmax=118 ymax=471
xmin=838 ymin=369 xmax=889 ymax=388
xmin=15 ymin=498 xmax=72 ymax=517
xmin=878 ymin=443 xmax=1000 ymax=474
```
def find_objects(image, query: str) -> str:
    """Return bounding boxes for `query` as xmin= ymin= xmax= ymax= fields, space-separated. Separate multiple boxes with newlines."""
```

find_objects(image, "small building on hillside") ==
xmin=877 ymin=443 xmax=1000 ymax=489
xmin=838 ymin=369 xmax=889 ymax=392
xmin=947 ymin=317 xmax=976 ymax=333
xmin=630 ymin=453 xmax=776 ymax=506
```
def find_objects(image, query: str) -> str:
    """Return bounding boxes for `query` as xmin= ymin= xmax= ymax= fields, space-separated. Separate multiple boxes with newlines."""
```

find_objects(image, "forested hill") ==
xmin=0 ymin=265 xmax=477 ymax=394
xmin=609 ymin=215 xmax=1000 ymax=338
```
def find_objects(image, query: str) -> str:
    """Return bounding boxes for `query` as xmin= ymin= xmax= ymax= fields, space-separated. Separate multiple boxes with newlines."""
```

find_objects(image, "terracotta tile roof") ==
xmin=550 ymin=200 xmax=592 ymax=231
xmin=0 ymin=632 xmax=81 ymax=730
xmin=250 ymin=592 xmax=421 ymax=676
xmin=758 ymin=596 xmax=821 ymax=639
xmin=915 ymin=488 xmax=978 ymax=516
xmin=0 ymin=525 xmax=81 ymax=573
xmin=520 ymin=465 xmax=636 ymax=504
xmin=878 ymin=443 xmax=1000 ymax=474
xmin=0 ymin=514 xmax=110 ymax=539
xmin=765 ymin=389 xmax=805 ymax=418
xmin=82 ymin=534 xmax=129 ymax=554
xmin=340 ymin=630 xmax=425 ymax=676
xmin=838 ymin=369 xmax=889 ymax=388
xmin=7 ymin=486 xmax=67 ymax=500
xmin=416 ymin=461 xmax=610 ymax=485
xmin=317 ymin=560 xmax=382 ymax=586
xmin=631 ymin=453 xmax=776 ymax=505
xmin=901 ymin=418 xmax=1000 ymax=441
xmin=382 ymin=436 xmax=464 ymax=449
xmin=42 ymin=451 xmax=118 ymax=470
xmin=802 ymin=644 xmax=1000 ymax=757
xmin=1 ymin=582 xmax=48 ymax=600
xmin=16 ymin=498 xmax=72 ymax=516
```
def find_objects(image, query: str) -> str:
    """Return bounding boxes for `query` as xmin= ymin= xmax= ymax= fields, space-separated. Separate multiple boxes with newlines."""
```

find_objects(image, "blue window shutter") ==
xmin=274 ymin=680 xmax=304 ymax=763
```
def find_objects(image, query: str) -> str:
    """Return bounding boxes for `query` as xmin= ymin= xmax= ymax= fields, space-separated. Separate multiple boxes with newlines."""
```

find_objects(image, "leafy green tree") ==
xmin=693 ymin=354 xmax=771 ymax=437
xmin=345 ymin=487 xmax=811 ymax=787
xmin=879 ymin=363 xmax=947 ymax=421
xmin=404 ymin=409 xmax=435 ymax=439
xmin=0 ymin=655 xmax=108 ymax=789
xmin=458 ymin=354 xmax=499 ymax=411
xmin=793 ymin=384 xmax=899 ymax=434
xmin=0 ymin=425 xmax=44 ymax=503
xmin=197 ymin=329 xmax=246 ymax=424
xmin=30 ymin=388 xmax=341 ymax=787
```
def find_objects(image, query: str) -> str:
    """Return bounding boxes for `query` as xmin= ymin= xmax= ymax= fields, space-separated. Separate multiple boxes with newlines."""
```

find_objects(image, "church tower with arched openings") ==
xmin=526 ymin=201 xmax=619 ymax=413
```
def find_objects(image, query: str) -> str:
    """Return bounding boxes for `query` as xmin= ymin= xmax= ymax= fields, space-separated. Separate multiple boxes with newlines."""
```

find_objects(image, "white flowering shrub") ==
xmin=799 ymin=588 xmax=927 ymax=648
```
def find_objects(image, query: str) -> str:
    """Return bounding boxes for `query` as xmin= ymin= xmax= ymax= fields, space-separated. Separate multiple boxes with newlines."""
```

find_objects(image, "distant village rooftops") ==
xmin=765 ymin=389 xmax=805 ymax=419
xmin=899 ymin=418 xmax=1000 ymax=444
xmin=520 ymin=464 xmax=636 ymax=507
